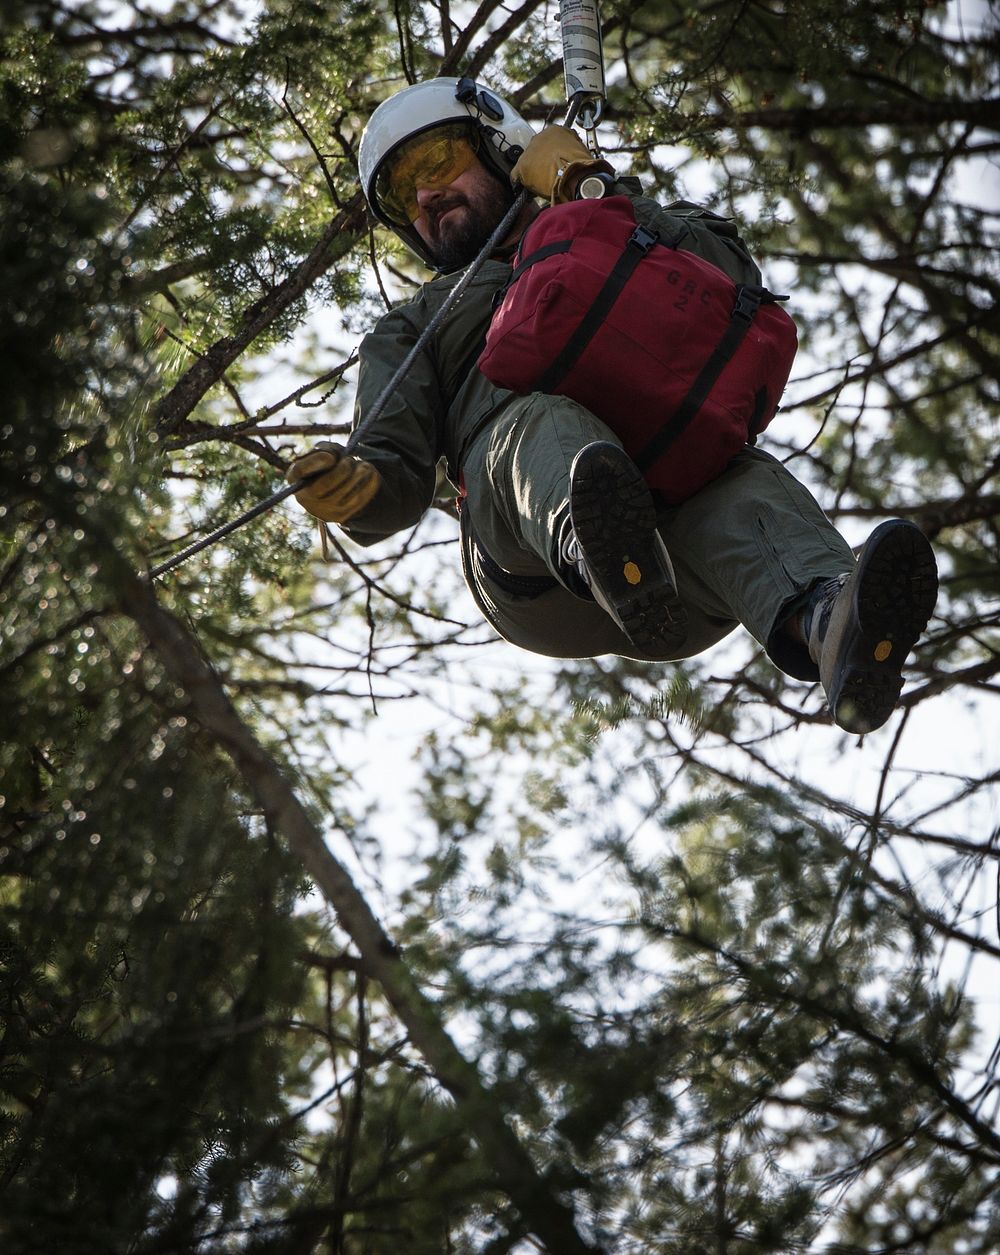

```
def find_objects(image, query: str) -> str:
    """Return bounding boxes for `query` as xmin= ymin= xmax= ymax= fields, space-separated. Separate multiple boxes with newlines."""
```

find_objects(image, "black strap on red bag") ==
xmin=633 ymin=281 xmax=781 ymax=472
xmin=533 ymin=224 xmax=661 ymax=394
xmin=508 ymin=222 xmax=788 ymax=471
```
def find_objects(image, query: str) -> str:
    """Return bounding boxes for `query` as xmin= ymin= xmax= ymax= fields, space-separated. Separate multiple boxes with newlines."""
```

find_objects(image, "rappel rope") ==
xmin=146 ymin=191 xmax=528 ymax=582
xmin=149 ymin=4 xmax=607 ymax=583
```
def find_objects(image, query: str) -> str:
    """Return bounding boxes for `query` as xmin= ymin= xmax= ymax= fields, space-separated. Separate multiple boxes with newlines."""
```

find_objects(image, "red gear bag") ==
xmin=477 ymin=196 xmax=798 ymax=504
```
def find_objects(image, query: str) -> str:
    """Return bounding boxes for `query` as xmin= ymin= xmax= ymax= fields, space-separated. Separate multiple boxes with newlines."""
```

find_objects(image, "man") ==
xmin=286 ymin=76 xmax=938 ymax=735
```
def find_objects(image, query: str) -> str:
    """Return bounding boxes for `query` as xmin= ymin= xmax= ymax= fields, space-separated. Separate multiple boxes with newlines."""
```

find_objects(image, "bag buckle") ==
xmin=732 ymin=285 xmax=790 ymax=321
xmin=732 ymin=285 xmax=764 ymax=322
xmin=628 ymin=224 xmax=659 ymax=254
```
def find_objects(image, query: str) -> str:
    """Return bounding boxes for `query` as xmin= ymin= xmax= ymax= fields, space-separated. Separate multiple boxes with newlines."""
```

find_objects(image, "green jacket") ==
xmin=344 ymin=192 xmax=763 ymax=546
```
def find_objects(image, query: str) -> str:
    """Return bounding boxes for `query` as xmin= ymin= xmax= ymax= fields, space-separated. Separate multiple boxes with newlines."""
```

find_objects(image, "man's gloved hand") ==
xmin=285 ymin=441 xmax=381 ymax=524
xmin=510 ymin=124 xmax=615 ymax=204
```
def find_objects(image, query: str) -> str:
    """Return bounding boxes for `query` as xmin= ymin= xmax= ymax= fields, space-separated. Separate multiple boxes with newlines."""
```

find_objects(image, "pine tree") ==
xmin=2 ymin=1 xmax=997 ymax=1251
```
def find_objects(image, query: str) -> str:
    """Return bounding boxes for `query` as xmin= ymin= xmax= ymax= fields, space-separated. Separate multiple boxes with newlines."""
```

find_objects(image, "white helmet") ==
xmin=358 ymin=76 xmax=536 ymax=269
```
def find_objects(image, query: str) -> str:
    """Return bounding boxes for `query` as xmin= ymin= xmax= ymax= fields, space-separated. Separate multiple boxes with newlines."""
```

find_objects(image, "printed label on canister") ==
xmin=560 ymin=0 xmax=606 ymax=100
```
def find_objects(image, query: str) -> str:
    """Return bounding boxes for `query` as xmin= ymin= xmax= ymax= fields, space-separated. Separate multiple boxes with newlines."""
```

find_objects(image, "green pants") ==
xmin=458 ymin=392 xmax=855 ymax=678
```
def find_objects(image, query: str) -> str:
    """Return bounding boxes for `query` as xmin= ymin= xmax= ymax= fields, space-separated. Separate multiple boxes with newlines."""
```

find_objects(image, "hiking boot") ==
xmin=563 ymin=441 xmax=687 ymax=652
xmin=806 ymin=519 xmax=938 ymax=734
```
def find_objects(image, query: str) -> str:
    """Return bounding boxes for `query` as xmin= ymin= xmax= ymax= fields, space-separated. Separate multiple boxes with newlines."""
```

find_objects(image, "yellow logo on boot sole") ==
xmin=874 ymin=640 xmax=893 ymax=662
xmin=624 ymin=562 xmax=641 ymax=585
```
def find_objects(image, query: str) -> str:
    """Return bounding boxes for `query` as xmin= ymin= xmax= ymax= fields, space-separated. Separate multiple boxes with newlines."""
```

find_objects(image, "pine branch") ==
xmin=782 ymin=307 xmax=997 ymax=415
xmin=670 ymin=925 xmax=1000 ymax=1162
xmin=799 ymin=136 xmax=998 ymax=381
xmin=653 ymin=735 xmax=1000 ymax=964
xmin=455 ymin=0 xmax=548 ymax=81
xmin=152 ymin=194 xmax=368 ymax=438
xmin=110 ymin=550 xmax=599 ymax=1255
xmin=695 ymin=97 xmax=1000 ymax=132
xmin=438 ymin=0 xmax=510 ymax=76
xmin=827 ymin=495 xmax=1000 ymax=536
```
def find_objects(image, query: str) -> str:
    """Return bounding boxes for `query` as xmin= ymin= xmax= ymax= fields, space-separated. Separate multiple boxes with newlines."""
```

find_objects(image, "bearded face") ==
xmin=413 ymin=160 xmax=518 ymax=271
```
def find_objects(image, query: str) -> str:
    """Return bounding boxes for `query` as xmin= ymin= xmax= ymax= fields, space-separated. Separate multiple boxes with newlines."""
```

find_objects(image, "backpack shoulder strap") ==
xmin=633 ymin=286 xmax=788 ymax=471
xmin=535 ymin=224 xmax=661 ymax=394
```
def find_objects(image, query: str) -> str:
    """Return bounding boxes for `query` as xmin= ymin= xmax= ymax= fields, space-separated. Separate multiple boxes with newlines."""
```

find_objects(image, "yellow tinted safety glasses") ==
xmin=376 ymin=125 xmax=480 ymax=225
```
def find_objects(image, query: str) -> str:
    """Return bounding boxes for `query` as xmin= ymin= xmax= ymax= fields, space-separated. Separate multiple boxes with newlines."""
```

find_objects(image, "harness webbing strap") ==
xmin=506 ymin=238 xmax=573 ymax=288
xmin=474 ymin=539 xmax=559 ymax=597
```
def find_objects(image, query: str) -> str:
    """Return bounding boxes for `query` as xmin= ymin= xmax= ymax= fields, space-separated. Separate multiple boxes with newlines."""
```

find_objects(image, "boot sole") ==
xmin=569 ymin=443 xmax=687 ymax=653
xmin=826 ymin=520 xmax=938 ymax=734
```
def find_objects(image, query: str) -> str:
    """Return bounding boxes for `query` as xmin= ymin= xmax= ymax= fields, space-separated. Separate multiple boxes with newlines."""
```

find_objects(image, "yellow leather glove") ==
xmin=285 ymin=441 xmax=381 ymax=524
xmin=510 ymin=124 xmax=615 ymax=204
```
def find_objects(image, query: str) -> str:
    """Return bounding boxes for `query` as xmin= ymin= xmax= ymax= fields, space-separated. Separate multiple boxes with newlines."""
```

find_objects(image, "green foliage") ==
xmin=0 ymin=564 xmax=310 ymax=1250
xmin=2 ymin=0 xmax=998 ymax=1251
